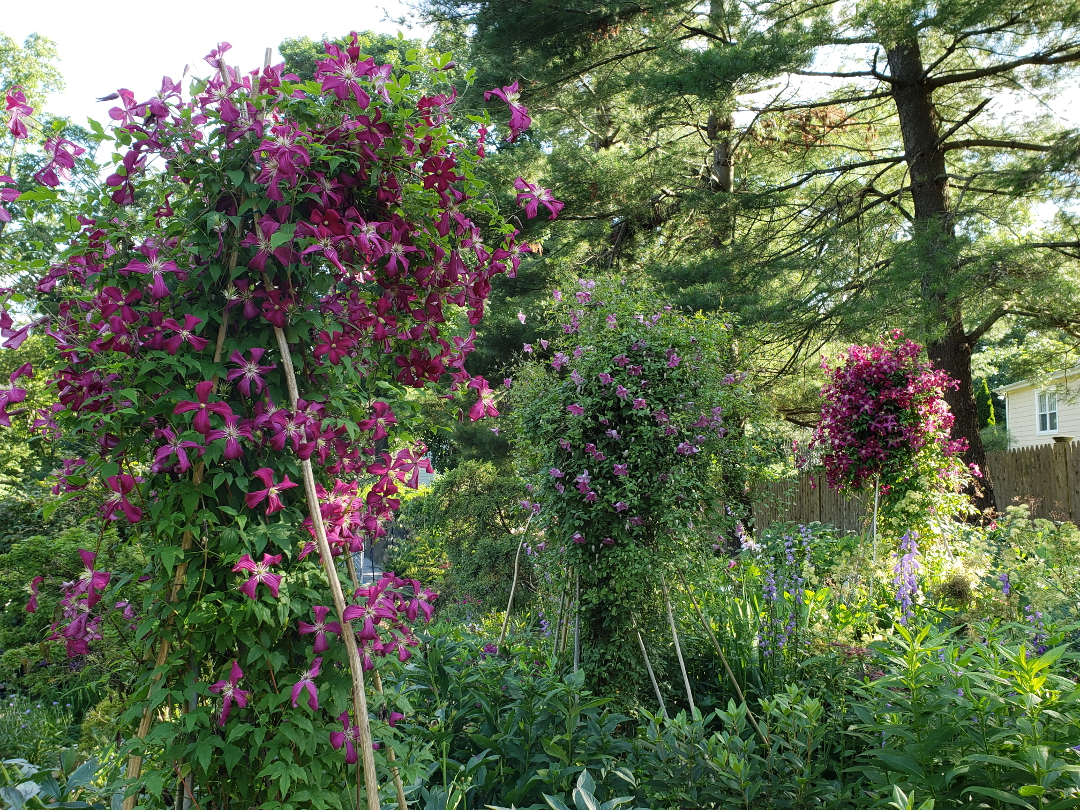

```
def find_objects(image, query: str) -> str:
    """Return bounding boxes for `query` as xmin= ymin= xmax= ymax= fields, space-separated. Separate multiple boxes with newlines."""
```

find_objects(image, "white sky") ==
xmin=2 ymin=0 xmax=427 ymax=128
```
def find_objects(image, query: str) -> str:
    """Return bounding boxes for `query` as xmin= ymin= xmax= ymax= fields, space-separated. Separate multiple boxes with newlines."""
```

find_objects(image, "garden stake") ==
xmin=125 ymin=293 xmax=236 ymax=809
xmin=871 ymin=474 xmax=880 ymax=566
xmin=676 ymin=569 xmax=769 ymax=747
xmin=346 ymin=552 xmax=409 ymax=810
xmin=661 ymin=571 xmax=695 ymax=713
xmin=275 ymin=325 xmax=381 ymax=810
xmin=498 ymin=512 xmax=534 ymax=646
xmin=634 ymin=621 xmax=667 ymax=719
xmin=123 ymin=462 xmax=206 ymax=810
xmin=573 ymin=572 xmax=581 ymax=673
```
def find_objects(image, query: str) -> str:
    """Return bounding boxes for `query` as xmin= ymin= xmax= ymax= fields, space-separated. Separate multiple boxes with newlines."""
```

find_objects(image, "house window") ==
xmin=1038 ymin=391 xmax=1058 ymax=433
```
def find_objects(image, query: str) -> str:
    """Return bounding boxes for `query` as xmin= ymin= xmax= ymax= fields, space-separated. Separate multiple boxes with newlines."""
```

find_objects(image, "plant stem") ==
xmin=274 ymin=326 xmax=381 ymax=810
xmin=661 ymin=571 xmax=695 ymax=713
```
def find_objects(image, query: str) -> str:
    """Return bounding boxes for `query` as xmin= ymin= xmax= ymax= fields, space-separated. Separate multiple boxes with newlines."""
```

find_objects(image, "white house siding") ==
xmin=996 ymin=368 xmax=1080 ymax=449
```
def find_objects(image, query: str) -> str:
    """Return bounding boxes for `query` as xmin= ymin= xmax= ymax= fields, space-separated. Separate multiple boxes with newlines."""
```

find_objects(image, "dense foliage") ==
xmin=0 ymin=32 xmax=556 ymax=810
xmin=510 ymin=279 xmax=756 ymax=692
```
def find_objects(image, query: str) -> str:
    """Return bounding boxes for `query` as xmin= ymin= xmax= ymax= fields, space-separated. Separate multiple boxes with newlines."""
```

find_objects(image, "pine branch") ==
xmin=927 ymin=46 xmax=1080 ymax=88
xmin=771 ymin=155 xmax=905 ymax=193
xmin=967 ymin=305 xmax=1009 ymax=344
xmin=941 ymin=138 xmax=1054 ymax=152
xmin=933 ymin=99 xmax=991 ymax=149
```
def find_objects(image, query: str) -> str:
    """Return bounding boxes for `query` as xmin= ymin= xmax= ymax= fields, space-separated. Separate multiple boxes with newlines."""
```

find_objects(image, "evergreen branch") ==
xmin=542 ymin=37 xmax=695 ymax=89
xmin=771 ymin=155 xmax=905 ymax=193
xmin=747 ymin=91 xmax=892 ymax=113
xmin=933 ymin=99 xmax=991 ymax=149
xmin=919 ymin=17 xmax=1026 ymax=79
xmin=967 ymin=305 xmax=1009 ymax=344
xmin=927 ymin=46 xmax=1080 ymax=88
xmin=941 ymin=138 xmax=1054 ymax=152
xmin=789 ymin=67 xmax=895 ymax=83
xmin=677 ymin=23 xmax=732 ymax=44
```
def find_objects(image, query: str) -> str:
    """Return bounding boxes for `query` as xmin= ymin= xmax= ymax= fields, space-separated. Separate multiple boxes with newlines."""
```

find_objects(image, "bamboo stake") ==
xmin=634 ymin=624 xmax=667 ymax=720
xmin=498 ymin=512 xmax=533 ymax=647
xmin=122 ymin=462 xmax=205 ymax=810
xmin=573 ymin=573 xmax=581 ymax=673
xmin=274 ymin=326 xmax=381 ymax=810
xmin=553 ymin=589 xmax=568 ymax=659
xmin=675 ymin=569 xmax=769 ymax=747
xmin=347 ymin=554 xmax=408 ymax=810
xmin=660 ymin=572 xmax=695 ymax=713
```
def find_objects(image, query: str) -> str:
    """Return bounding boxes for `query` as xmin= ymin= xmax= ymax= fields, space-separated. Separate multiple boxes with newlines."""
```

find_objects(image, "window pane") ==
xmin=1040 ymin=412 xmax=1048 ymax=432
xmin=1050 ymin=411 xmax=1058 ymax=432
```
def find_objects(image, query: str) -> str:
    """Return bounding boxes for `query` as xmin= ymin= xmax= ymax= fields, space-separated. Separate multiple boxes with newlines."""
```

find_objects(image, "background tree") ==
xmin=416 ymin=0 xmax=1080 ymax=514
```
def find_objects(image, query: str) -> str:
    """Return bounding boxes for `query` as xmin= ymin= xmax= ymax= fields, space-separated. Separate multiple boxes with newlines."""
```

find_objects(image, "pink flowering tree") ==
xmin=4 ymin=36 xmax=554 ymax=810
xmin=509 ymin=279 xmax=754 ymax=692
xmin=810 ymin=331 xmax=974 ymax=537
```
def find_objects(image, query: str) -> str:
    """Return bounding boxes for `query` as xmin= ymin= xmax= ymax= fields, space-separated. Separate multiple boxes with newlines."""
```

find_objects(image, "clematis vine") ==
xmin=233 ymin=553 xmax=283 ymax=599
xmin=245 ymin=468 xmax=299 ymax=514
xmin=291 ymin=657 xmax=322 ymax=710
xmin=208 ymin=661 xmax=250 ymax=726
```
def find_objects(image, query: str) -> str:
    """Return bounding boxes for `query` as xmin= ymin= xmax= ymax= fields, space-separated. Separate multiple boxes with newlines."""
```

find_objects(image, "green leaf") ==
xmin=544 ymin=795 xmax=572 ymax=810
xmin=963 ymin=787 xmax=1034 ymax=808
xmin=227 ymin=169 xmax=247 ymax=187
xmin=270 ymin=226 xmax=295 ymax=248
xmin=866 ymin=751 xmax=925 ymax=778
xmin=1019 ymin=786 xmax=1046 ymax=797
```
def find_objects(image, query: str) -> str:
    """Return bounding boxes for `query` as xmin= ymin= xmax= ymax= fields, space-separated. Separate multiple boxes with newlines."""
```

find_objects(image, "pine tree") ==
xmin=419 ymin=0 xmax=1080 ymax=512
xmin=977 ymin=378 xmax=996 ymax=429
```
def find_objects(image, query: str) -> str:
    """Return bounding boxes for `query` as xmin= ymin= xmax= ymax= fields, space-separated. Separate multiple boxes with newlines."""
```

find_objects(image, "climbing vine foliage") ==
xmin=3 ymin=35 xmax=552 ymax=809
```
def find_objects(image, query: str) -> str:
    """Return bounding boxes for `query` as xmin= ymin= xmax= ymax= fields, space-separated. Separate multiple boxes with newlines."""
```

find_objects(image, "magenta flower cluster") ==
xmin=811 ymin=330 xmax=966 ymax=492
xmin=5 ymin=31 xmax=552 ymax=780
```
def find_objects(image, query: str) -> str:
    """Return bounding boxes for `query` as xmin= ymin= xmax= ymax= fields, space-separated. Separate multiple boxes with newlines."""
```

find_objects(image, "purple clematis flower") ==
xmin=152 ymin=426 xmax=203 ymax=473
xmin=484 ymin=82 xmax=531 ymax=141
xmin=207 ymin=413 xmax=253 ymax=460
xmin=291 ymin=657 xmax=322 ymax=710
xmin=5 ymin=88 xmax=33 ymax=139
xmin=330 ymin=711 xmax=362 ymax=764
xmin=613 ymin=464 xmax=629 ymax=476
xmin=232 ymin=553 xmax=283 ymax=600
xmin=163 ymin=315 xmax=209 ymax=355
xmin=298 ymin=605 xmax=343 ymax=653
xmin=245 ymin=467 xmax=298 ymax=514
xmin=208 ymin=661 xmax=250 ymax=727
xmin=103 ymin=475 xmax=143 ymax=523
xmin=122 ymin=246 xmax=182 ymax=300
xmin=174 ymin=380 xmax=233 ymax=436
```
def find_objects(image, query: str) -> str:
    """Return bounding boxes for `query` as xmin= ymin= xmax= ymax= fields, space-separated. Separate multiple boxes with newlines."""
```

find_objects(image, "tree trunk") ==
xmin=887 ymin=36 xmax=996 ymax=514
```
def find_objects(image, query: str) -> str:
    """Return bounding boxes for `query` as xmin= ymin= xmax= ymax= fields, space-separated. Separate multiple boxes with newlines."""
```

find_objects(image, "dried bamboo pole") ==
xmin=634 ymin=622 xmax=667 ymax=719
xmin=275 ymin=326 xmax=380 ymax=810
xmin=346 ymin=555 xmax=408 ymax=810
xmin=660 ymin=572 xmax=695 ymax=713
xmin=573 ymin=573 xmax=581 ymax=673
xmin=498 ymin=512 xmax=533 ymax=646
xmin=675 ymin=570 xmax=769 ymax=747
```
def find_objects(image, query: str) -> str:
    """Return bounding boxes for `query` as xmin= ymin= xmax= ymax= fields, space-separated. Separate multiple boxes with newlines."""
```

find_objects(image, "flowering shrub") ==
xmin=3 ymin=34 xmax=555 ymax=810
xmin=510 ymin=279 xmax=754 ymax=688
xmin=810 ymin=331 xmax=975 ymax=543
xmin=812 ymin=331 xmax=966 ymax=493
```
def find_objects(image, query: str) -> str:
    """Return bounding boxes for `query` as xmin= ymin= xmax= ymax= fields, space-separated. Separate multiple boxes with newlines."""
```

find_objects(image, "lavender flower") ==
xmin=892 ymin=532 xmax=921 ymax=625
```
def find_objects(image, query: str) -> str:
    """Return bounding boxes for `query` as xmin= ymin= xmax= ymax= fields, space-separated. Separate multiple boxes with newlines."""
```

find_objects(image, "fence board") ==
xmin=753 ymin=440 xmax=1080 ymax=532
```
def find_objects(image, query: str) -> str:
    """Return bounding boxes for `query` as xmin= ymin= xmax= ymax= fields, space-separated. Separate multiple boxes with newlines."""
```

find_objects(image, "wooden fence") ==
xmin=752 ymin=439 xmax=1080 ymax=532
